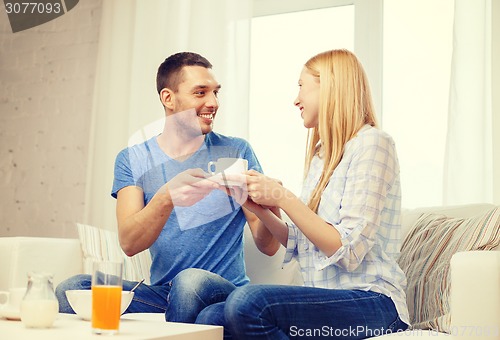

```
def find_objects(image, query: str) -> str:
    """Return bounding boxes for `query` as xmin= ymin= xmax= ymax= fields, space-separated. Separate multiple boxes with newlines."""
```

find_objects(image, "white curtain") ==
xmin=84 ymin=0 xmax=252 ymax=229
xmin=443 ymin=0 xmax=493 ymax=205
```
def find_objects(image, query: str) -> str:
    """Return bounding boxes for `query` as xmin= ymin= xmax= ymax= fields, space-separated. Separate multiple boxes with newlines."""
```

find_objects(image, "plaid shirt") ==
xmin=283 ymin=125 xmax=409 ymax=325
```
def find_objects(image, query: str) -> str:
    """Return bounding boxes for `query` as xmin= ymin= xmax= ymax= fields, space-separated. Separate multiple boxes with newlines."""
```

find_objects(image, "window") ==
xmin=249 ymin=5 xmax=355 ymax=195
xmin=250 ymin=0 xmax=456 ymax=209
xmin=383 ymin=0 xmax=454 ymax=208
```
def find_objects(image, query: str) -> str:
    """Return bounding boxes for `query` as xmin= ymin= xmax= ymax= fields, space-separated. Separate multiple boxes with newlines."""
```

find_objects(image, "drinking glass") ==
xmin=91 ymin=261 xmax=123 ymax=335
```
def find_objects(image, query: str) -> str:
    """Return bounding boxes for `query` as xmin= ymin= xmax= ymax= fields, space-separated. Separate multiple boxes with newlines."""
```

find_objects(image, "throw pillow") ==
xmin=76 ymin=223 xmax=152 ymax=284
xmin=398 ymin=207 xmax=500 ymax=332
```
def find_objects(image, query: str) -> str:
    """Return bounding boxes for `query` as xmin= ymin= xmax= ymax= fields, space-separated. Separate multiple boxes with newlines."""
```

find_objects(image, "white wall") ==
xmin=0 ymin=0 xmax=102 ymax=238
xmin=493 ymin=0 xmax=500 ymax=205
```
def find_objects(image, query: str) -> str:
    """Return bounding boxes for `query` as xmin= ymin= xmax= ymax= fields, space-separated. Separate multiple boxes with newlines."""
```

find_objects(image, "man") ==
xmin=55 ymin=52 xmax=279 ymax=324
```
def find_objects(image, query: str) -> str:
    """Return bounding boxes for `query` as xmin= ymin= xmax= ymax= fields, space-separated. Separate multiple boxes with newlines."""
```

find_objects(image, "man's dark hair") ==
xmin=156 ymin=52 xmax=213 ymax=94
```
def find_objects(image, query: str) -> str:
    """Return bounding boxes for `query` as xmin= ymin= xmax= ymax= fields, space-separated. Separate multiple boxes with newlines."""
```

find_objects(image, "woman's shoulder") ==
xmin=343 ymin=125 xmax=400 ymax=173
xmin=351 ymin=125 xmax=396 ymax=148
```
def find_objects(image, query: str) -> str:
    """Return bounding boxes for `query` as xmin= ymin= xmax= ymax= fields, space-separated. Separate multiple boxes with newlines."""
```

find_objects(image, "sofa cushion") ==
xmin=397 ymin=207 xmax=500 ymax=332
xmin=400 ymin=203 xmax=495 ymax=241
xmin=77 ymin=223 xmax=152 ymax=284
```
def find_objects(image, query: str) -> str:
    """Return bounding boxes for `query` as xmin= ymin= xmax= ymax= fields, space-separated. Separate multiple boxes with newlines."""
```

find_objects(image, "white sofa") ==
xmin=0 ymin=237 xmax=83 ymax=291
xmin=1 ymin=204 xmax=499 ymax=339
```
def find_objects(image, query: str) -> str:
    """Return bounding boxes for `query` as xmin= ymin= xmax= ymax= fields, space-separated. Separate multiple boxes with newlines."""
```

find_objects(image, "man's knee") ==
xmin=172 ymin=268 xmax=219 ymax=292
xmin=225 ymin=285 xmax=259 ymax=320
xmin=195 ymin=302 xmax=226 ymax=325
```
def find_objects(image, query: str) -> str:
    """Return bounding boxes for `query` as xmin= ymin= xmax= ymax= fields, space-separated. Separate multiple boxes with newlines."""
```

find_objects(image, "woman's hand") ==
xmin=218 ymin=171 xmax=286 ymax=210
xmin=245 ymin=170 xmax=288 ymax=208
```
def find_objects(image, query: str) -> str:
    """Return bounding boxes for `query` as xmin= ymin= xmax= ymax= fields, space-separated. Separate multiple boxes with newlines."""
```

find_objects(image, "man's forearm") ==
xmin=245 ymin=207 xmax=288 ymax=255
xmin=256 ymin=208 xmax=289 ymax=247
xmin=117 ymin=190 xmax=174 ymax=256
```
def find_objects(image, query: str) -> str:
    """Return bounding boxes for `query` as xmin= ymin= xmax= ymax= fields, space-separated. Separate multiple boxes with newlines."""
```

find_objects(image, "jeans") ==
xmin=166 ymin=268 xmax=236 ymax=323
xmin=224 ymin=285 xmax=409 ymax=340
xmin=55 ymin=268 xmax=235 ymax=323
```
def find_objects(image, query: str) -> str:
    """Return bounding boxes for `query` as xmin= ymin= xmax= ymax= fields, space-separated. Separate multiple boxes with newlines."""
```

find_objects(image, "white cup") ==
xmin=0 ymin=287 xmax=26 ymax=312
xmin=207 ymin=158 xmax=248 ymax=176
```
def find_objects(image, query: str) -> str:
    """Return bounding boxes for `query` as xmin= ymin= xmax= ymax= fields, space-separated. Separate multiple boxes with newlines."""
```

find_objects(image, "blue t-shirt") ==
xmin=111 ymin=132 xmax=262 ymax=287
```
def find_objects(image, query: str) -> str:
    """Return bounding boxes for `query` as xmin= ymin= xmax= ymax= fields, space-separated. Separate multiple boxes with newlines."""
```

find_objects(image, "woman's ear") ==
xmin=160 ymin=88 xmax=174 ymax=110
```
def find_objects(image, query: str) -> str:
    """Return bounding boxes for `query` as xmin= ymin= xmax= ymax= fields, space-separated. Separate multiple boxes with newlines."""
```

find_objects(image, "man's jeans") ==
xmin=55 ymin=268 xmax=235 ymax=322
xmin=224 ymin=285 xmax=409 ymax=340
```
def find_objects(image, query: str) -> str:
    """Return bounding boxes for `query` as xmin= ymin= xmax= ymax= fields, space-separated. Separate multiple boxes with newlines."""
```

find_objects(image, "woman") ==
xmin=224 ymin=49 xmax=410 ymax=339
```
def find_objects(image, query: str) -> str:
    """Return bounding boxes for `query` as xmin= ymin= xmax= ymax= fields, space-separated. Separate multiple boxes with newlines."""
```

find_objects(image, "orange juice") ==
xmin=91 ymin=285 xmax=122 ymax=332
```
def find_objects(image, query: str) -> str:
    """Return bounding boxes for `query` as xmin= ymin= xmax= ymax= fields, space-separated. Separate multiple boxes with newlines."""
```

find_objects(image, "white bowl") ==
xmin=65 ymin=289 xmax=134 ymax=320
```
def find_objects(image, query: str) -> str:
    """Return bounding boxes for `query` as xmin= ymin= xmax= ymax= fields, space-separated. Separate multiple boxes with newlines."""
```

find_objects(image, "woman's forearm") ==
xmin=278 ymin=189 xmax=342 ymax=257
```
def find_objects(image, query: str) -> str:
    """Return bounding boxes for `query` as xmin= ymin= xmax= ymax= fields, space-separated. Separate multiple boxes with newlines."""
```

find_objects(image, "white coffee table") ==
xmin=0 ymin=313 xmax=223 ymax=339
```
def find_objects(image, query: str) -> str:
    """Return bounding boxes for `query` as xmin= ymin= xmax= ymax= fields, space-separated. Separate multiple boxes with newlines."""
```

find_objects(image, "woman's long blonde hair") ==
xmin=304 ymin=49 xmax=378 ymax=212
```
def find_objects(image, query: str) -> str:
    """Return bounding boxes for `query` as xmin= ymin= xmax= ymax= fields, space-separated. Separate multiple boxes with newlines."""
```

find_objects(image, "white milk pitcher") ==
xmin=20 ymin=271 xmax=59 ymax=328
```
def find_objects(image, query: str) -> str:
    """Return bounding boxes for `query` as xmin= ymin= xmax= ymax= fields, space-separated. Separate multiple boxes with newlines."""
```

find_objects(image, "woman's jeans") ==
xmin=55 ymin=268 xmax=235 ymax=322
xmin=224 ymin=285 xmax=409 ymax=340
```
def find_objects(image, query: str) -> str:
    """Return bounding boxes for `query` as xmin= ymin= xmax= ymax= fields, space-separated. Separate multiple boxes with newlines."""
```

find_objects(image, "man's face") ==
xmin=171 ymin=66 xmax=221 ymax=135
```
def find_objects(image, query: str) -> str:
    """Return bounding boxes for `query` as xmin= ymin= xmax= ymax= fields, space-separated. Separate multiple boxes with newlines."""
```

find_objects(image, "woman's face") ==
xmin=294 ymin=67 xmax=320 ymax=129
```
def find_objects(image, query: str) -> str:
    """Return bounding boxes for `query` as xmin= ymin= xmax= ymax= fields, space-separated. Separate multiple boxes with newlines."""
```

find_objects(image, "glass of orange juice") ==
xmin=91 ymin=261 xmax=123 ymax=335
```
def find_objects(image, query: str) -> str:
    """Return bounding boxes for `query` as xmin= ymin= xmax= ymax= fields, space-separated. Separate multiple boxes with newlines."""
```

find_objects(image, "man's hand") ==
xmin=219 ymin=184 xmax=267 ymax=214
xmin=162 ymin=168 xmax=219 ymax=207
